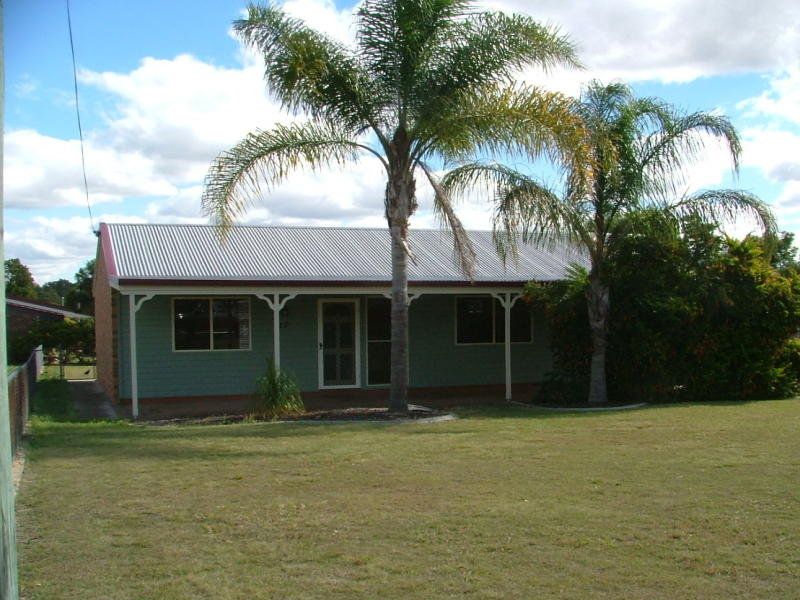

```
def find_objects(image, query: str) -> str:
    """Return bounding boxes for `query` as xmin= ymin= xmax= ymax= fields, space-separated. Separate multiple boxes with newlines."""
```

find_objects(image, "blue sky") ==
xmin=4 ymin=0 xmax=800 ymax=282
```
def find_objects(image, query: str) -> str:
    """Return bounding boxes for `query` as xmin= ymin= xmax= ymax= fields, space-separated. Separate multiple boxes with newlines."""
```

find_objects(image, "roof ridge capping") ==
xmin=102 ymin=222 xmax=506 ymax=234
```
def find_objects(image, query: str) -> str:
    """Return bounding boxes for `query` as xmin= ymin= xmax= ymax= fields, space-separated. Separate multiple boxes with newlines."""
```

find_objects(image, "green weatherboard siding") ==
xmin=117 ymin=293 xmax=552 ymax=399
xmin=408 ymin=295 xmax=552 ymax=387
xmin=117 ymin=295 xmax=274 ymax=399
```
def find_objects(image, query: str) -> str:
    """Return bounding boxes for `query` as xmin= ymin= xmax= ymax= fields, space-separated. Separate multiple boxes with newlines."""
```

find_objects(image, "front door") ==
xmin=318 ymin=299 xmax=360 ymax=388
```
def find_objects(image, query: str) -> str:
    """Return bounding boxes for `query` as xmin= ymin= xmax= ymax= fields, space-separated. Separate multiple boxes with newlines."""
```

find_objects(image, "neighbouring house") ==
xmin=7 ymin=296 xmax=92 ymax=340
xmin=93 ymin=223 xmax=584 ymax=418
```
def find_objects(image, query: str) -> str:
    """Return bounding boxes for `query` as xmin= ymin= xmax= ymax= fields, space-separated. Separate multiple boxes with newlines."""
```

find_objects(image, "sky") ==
xmin=4 ymin=0 xmax=800 ymax=283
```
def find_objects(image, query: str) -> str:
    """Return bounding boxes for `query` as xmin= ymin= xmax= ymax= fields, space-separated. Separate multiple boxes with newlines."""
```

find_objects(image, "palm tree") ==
xmin=443 ymin=81 xmax=776 ymax=404
xmin=202 ymin=0 xmax=584 ymax=412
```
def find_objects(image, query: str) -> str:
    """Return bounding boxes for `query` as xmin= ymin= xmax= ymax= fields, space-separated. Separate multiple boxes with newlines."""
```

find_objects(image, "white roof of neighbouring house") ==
xmin=100 ymin=223 xmax=587 ymax=286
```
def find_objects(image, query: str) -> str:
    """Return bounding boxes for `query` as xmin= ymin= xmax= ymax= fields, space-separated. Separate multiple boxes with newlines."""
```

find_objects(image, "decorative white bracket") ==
xmin=257 ymin=292 xmax=297 ymax=311
xmin=490 ymin=292 xmax=522 ymax=309
xmin=381 ymin=291 xmax=422 ymax=305
xmin=134 ymin=293 xmax=155 ymax=312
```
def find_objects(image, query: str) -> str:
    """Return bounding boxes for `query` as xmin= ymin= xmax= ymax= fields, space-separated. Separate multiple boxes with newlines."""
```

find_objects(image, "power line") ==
xmin=66 ymin=0 xmax=96 ymax=235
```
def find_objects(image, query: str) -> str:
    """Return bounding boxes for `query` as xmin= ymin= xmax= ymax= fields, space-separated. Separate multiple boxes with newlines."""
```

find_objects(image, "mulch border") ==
xmin=139 ymin=405 xmax=457 ymax=426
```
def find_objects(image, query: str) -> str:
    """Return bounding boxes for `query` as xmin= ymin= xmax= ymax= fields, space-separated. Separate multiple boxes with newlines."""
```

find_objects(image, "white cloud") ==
xmin=282 ymin=0 xmax=358 ymax=45
xmin=488 ymin=0 xmax=800 ymax=88
xmin=3 ymin=129 xmax=176 ymax=209
xmin=741 ymin=127 xmax=800 ymax=184
xmin=4 ymin=214 xmax=145 ymax=283
xmin=739 ymin=67 xmax=800 ymax=127
xmin=14 ymin=74 xmax=38 ymax=99
xmin=79 ymin=53 xmax=290 ymax=183
xmin=735 ymin=69 xmax=800 ymax=237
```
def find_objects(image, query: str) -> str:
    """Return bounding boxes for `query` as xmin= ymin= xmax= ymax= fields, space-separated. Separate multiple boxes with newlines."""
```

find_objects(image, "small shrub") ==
xmin=253 ymin=360 xmax=304 ymax=418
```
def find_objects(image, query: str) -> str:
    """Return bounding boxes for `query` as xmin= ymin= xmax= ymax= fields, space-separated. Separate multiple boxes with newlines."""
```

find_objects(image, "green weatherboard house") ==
xmin=93 ymin=223 xmax=583 ymax=418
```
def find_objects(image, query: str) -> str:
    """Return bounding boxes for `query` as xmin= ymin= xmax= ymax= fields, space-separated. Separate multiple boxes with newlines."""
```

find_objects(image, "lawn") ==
xmin=17 ymin=401 xmax=800 ymax=599
xmin=40 ymin=364 xmax=97 ymax=380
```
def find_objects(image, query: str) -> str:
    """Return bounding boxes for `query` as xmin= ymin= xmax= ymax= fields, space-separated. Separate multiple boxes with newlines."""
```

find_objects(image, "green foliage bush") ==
xmin=254 ymin=360 xmax=304 ymax=418
xmin=529 ymin=220 xmax=800 ymax=403
xmin=8 ymin=317 xmax=95 ymax=365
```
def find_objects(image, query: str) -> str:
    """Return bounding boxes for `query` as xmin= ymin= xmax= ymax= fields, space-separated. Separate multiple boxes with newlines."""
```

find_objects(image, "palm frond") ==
xmin=419 ymin=163 xmax=476 ymax=278
xmin=202 ymin=122 xmax=371 ymax=231
xmin=639 ymin=111 xmax=741 ymax=200
xmin=357 ymin=0 xmax=472 ymax=123
xmin=235 ymin=4 xmax=379 ymax=131
xmin=669 ymin=189 xmax=776 ymax=237
xmin=420 ymin=85 xmax=587 ymax=169
xmin=414 ymin=11 xmax=580 ymax=122
xmin=442 ymin=162 xmax=589 ymax=261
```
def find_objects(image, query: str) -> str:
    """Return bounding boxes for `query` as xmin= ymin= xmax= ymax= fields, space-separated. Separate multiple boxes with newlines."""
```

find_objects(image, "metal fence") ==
xmin=40 ymin=360 xmax=96 ymax=381
xmin=7 ymin=346 xmax=43 ymax=455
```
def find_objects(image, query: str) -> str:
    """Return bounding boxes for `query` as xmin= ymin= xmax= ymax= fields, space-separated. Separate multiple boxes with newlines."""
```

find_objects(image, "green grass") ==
xmin=40 ymin=364 xmax=96 ymax=380
xmin=18 ymin=401 xmax=800 ymax=599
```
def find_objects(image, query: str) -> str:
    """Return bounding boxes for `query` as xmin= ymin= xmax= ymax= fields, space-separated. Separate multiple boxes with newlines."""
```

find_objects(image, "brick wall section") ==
xmin=93 ymin=242 xmax=118 ymax=401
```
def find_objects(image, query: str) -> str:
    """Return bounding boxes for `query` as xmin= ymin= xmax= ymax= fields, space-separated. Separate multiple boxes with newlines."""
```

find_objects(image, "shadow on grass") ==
xmin=451 ymin=404 xmax=644 ymax=420
xmin=31 ymin=379 xmax=77 ymax=421
xmin=29 ymin=400 xmax=789 ymax=463
xmin=27 ymin=415 xmax=433 ymax=462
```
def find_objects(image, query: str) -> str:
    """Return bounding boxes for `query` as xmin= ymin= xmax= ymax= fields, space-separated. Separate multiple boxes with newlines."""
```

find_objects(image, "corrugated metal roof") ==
xmin=103 ymin=223 xmax=586 ymax=284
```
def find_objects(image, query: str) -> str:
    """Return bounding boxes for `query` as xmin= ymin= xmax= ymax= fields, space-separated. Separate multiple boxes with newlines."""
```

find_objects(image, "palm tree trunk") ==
xmin=386 ymin=167 xmax=414 ymax=414
xmin=389 ymin=222 xmax=409 ymax=413
xmin=587 ymin=273 xmax=610 ymax=404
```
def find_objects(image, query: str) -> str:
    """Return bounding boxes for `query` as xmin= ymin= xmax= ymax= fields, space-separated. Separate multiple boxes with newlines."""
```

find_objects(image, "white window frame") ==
xmin=454 ymin=295 xmax=533 ymax=346
xmin=317 ymin=298 xmax=361 ymax=390
xmin=171 ymin=296 xmax=252 ymax=353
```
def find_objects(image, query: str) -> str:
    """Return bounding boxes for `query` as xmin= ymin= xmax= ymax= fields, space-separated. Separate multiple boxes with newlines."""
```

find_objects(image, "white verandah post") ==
xmin=272 ymin=292 xmax=281 ymax=368
xmin=128 ymin=293 xmax=154 ymax=420
xmin=257 ymin=293 xmax=297 ymax=369
xmin=492 ymin=292 xmax=521 ymax=402
xmin=128 ymin=295 xmax=138 ymax=419
xmin=504 ymin=292 xmax=512 ymax=401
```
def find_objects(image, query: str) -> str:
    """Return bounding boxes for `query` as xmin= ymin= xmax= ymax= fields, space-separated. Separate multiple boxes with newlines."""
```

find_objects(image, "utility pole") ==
xmin=0 ymin=0 xmax=22 ymax=596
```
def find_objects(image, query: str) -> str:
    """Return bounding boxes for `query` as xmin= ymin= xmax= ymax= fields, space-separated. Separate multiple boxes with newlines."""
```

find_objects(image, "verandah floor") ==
xmin=18 ymin=400 xmax=800 ymax=599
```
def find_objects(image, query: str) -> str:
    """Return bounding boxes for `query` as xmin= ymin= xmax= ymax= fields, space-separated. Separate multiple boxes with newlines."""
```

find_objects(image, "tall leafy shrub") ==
xmin=529 ymin=224 xmax=800 ymax=402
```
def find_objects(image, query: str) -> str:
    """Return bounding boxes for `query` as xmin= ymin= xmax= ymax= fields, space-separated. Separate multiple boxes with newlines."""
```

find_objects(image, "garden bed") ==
xmin=142 ymin=404 xmax=450 ymax=426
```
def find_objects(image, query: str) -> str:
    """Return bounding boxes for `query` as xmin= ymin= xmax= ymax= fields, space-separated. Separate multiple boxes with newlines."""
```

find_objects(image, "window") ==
xmin=455 ymin=296 xmax=531 ymax=344
xmin=366 ymin=297 xmax=391 ymax=385
xmin=173 ymin=297 xmax=251 ymax=351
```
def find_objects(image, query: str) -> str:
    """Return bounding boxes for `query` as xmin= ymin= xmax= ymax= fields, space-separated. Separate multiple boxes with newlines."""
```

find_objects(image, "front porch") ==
xmin=117 ymin=286 xmax=552 ymax=418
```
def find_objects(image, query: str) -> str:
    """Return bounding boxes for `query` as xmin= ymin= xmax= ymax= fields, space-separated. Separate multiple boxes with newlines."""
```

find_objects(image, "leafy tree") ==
xmin=39 ymin=279 xmax=73 ymax=305
xmin=5 ymin=258 xmax=39 ymax=299
xmin=202 ymin=0 xmax=583 ymax=412
xmin=65 ymin=259 xmax=95 ymax=315
xmin=769 ymin=232 xmax=799 ymax=273
xmin=446 ymin=81 xmax=775 ymax=403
